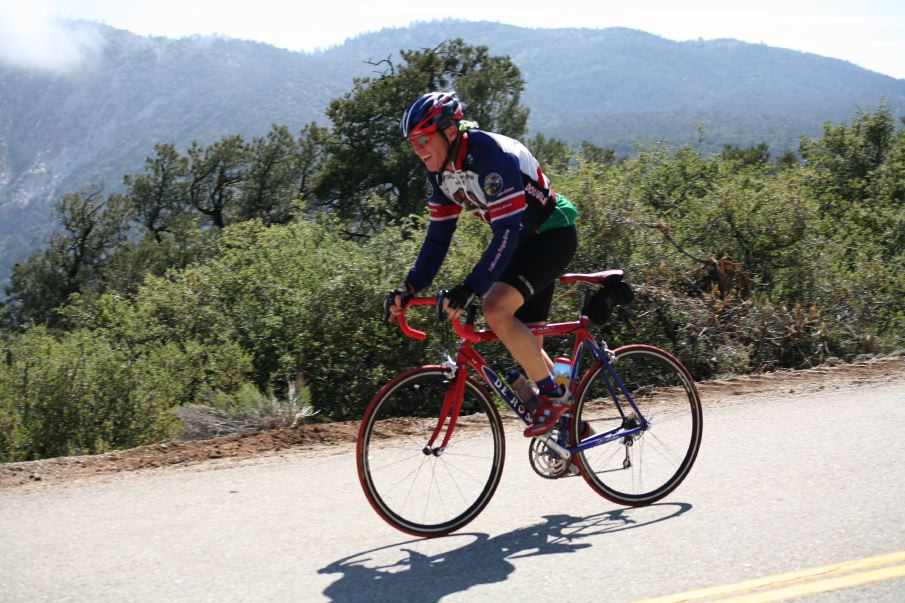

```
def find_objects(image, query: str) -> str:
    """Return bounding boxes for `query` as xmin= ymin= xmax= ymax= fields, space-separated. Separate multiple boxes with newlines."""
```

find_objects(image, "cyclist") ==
xmin=385 ymin=91 xmax=579 ymax=438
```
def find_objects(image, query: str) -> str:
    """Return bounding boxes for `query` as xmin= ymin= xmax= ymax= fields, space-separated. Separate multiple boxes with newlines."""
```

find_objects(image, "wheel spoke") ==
xmin=640 ymin=430 xmax=687 ymax=467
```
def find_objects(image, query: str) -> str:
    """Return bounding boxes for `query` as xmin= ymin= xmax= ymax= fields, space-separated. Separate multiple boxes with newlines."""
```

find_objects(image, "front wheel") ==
xmin=357 ymin=366 xmax=505 ymax=537
xmin=571 ymin=345 xmax=702 ymax=506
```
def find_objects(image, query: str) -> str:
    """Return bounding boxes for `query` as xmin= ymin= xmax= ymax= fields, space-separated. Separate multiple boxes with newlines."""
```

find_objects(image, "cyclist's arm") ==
xmin=463 ymin=208 xmax=521 ymax=294
xmin=405 ymin=199 xmax=461 ymax=292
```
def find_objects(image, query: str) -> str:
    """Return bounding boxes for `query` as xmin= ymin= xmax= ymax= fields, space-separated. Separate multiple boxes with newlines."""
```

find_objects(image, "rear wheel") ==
xmin=571 ymin=345 xmax=702 ymax=505
xmin=357 ymin=366 xmax=505 ymax=537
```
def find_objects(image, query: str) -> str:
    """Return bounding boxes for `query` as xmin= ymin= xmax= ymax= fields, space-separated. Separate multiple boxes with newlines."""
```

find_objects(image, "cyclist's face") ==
xmin=410 ymin=127 xmax=451 ymax=172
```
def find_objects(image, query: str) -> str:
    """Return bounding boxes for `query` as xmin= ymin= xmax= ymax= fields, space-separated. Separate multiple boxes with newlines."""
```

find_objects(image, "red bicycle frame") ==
xmin=395 ymin=296 xmax=602 ymax=453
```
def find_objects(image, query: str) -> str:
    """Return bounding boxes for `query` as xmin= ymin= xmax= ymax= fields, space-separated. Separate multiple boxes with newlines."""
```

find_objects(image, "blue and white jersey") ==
xmin=406 ymin=130 xmax=558 ymax=294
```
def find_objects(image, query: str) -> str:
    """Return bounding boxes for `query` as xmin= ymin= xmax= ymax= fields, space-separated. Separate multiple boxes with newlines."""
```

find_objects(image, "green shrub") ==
xmin=0 ymin=325 xmax=255 ymax=462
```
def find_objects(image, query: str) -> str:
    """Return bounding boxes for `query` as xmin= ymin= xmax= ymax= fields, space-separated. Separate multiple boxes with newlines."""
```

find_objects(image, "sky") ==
xmin=1 ymin=0 xmax=903 ymax=79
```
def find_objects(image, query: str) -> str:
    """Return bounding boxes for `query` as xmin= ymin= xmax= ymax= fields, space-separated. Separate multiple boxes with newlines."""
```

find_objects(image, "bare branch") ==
xmin=365 ymin=55 xmax=395 ymax=76
xmin=641 ymin=220 xmax=714 ymax=267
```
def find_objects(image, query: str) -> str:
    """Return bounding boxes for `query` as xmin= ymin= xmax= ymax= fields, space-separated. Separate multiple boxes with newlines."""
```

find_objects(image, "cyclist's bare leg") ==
xmin=482 ymin=282 xmax=552 ymax=382
xmin=533 ymin=333 xmax=554 ymax=373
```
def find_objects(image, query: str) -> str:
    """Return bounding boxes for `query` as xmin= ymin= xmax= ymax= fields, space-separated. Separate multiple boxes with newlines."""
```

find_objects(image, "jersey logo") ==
xmin=483 ymin=172 xmax=504 ymax=196
xmin=524 ymin=181 xmax=551 ymax=206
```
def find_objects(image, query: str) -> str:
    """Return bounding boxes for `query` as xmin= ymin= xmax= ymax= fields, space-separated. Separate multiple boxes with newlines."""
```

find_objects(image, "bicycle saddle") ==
xmin=559 ymin=269 xmax=624 ymax=284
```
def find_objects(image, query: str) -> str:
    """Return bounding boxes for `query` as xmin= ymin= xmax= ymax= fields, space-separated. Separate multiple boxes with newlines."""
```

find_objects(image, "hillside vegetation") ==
xmin=1 ymin=41 xmax=903 ymax=462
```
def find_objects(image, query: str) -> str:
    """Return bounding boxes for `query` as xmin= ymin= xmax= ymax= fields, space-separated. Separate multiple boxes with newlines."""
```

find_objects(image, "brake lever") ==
xmin=381 ymin=291 xmax=394 ymax=325
xmin=436 ymin=289 xmax=449 ymax=322
xmin=465 ymin=304 xmax=478 ymax=326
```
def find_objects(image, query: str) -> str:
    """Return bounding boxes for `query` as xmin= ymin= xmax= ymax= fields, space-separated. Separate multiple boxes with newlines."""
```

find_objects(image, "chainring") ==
xmin=527 ymin=427 xmax=573 ymax=479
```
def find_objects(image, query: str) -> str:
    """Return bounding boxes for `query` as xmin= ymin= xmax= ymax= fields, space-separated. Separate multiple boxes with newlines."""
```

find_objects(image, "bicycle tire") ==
xmin=571 ymin=345 xmax=702 ymax=506
xmin=357 ymin=366 xmax=506 ymax=537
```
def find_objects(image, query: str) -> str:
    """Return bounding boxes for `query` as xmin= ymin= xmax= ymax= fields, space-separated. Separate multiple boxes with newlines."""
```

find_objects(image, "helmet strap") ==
xmin=441 ymin=126 xmax=464 ymax=172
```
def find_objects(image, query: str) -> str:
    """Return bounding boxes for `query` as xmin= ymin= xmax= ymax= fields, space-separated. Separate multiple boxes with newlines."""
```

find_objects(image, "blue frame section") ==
xmin=470 ymin=335 xmax=652 ymax=454
xmin=564 ymin=338 xmax=650 ymax=454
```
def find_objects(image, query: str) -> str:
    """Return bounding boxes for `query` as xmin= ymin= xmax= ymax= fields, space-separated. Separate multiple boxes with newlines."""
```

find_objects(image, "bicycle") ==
xmin=357 ymin=270 xmax=703 ymax=538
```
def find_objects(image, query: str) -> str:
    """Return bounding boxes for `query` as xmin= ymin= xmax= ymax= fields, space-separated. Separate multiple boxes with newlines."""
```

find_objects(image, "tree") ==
xmin=720 ymin=142 xmax=771 ymax=168
xmin=123 ymin=143 xmax=190 ymax=242
xmin=237 ymin=125 xmax=299 ymax=225
xmin=579 ymin=141 xmax=616 ymax=167
xmin=526 ymin=133 xmax=571 ymax=175
xmin=313 ymin=39 xmax=529 ymax=229
xmin=187 ymin=135 xmax=249 ymax=228
xmin=290 ymin=122 xmax=328 ymax=208
xmin=5 ymin=186 xmax=129 ymax=327
xmin=799 ymin=104 xmax=897 ymax=214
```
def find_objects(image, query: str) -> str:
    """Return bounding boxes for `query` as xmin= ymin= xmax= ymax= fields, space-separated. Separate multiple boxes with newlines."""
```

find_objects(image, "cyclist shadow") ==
xmin=319 ymin=502 xmax=691 ymax=602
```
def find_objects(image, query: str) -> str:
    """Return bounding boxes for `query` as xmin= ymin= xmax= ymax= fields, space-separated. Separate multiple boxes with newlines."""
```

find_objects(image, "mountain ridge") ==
xmin=1 ymin=18 xmax=904 ymax=284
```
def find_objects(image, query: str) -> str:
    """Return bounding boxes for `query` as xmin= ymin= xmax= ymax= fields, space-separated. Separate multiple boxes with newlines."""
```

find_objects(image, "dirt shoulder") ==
xmin=2 ymin=356 xmax=903 ymax=490
xmin=0 ymin=420 xmax=362 ymax=490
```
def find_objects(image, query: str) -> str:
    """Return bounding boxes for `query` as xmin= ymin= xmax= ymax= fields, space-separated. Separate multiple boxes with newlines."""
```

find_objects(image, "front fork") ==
xmin=423 ymin=360 xmax=467 ymax=456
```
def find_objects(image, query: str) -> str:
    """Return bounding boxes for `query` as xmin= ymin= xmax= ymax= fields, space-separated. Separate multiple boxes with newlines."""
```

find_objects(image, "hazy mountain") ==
xmin=336 ymin=22 xmax=905 ymax=152
xmin=2 ymin=18 xmax=904 ymax=285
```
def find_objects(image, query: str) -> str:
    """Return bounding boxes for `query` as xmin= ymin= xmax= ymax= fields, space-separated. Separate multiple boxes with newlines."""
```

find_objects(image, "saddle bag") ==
xmin=583 ymin=272 xmax=634 ymax=324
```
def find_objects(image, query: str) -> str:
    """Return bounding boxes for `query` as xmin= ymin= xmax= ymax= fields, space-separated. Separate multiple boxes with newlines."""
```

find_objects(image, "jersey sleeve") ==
xmin=463 ymin=218 xmax=520 ymax=294
xmin=463 ymin=138 xmax=526 ymax=294
xmin=405 ymin=177 xmax=462 ymax=292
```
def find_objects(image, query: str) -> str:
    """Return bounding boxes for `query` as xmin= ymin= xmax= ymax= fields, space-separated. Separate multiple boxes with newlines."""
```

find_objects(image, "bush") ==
xmin=0 ymin=324 xmax=257 ymax=462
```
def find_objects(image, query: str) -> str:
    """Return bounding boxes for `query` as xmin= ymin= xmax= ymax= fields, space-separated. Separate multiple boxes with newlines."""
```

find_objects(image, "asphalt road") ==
xmin=2 ymin=379 xmax=904 ymax=602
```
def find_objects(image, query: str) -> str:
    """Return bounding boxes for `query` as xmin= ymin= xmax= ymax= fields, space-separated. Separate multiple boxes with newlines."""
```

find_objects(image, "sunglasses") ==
xmin=409 ymin=132 xmax=436 ymax=147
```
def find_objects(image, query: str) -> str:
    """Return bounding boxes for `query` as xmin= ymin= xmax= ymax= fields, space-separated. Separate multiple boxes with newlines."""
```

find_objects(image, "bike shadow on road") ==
xmin=318 ymin=502 xmax=691 ymax=602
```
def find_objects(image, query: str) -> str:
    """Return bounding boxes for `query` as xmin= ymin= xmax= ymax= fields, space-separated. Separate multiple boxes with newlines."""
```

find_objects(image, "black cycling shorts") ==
xmin=498 ymin=225 xmax=578 ymax=324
